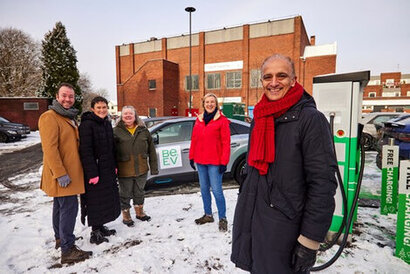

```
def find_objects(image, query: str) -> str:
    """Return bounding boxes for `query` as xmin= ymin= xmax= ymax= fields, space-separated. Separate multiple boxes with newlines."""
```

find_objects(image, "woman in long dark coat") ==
xmin=79 ymin=96 xmax=121 ymax=245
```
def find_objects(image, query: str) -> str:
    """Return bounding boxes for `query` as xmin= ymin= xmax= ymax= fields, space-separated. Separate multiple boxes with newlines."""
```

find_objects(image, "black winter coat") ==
xmin=231 ymin=92 xmax=338 ymax=273
xmin=79 ymin=112 xmax=121 ymax=226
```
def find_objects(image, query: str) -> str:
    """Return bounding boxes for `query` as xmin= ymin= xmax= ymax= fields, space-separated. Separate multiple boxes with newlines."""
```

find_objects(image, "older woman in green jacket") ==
xmin=114 ymin=106 xmax=158 ymax=226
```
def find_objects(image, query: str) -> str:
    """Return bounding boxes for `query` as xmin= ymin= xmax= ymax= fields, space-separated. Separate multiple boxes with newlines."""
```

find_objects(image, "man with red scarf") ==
xmin=231 ymin=54 xmax=338 ymax=273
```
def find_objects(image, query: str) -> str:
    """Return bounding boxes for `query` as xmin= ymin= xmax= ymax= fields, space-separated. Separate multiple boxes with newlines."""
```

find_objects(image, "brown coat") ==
xmin=113 ymin=119 xmax=158 ymax=177
xmin=38 ymin=109 xmax=85 ymax=197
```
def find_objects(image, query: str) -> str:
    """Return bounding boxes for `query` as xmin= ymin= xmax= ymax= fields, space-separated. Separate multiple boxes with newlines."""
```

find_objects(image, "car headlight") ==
xmin=6 ymin=130 xmax=18 ymax=135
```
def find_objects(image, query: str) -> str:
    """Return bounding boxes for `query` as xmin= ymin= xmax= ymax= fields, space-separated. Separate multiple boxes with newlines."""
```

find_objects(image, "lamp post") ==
xmin=185 ymin=6 xmax=195 ymax=117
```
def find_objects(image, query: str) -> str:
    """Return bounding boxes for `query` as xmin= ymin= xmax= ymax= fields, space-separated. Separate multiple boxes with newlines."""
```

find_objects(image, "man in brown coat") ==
xmin=39 ymin=83 xmax=92 ymax=264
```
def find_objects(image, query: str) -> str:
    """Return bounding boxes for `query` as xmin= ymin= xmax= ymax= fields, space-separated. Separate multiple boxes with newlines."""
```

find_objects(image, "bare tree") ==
xmin=79 ymin=73 xmax=109 ymax=113
xmin=95 ymin=88 xmax=109 ymax=99
xmin=0 ymin=27 xmax=42 ymax=97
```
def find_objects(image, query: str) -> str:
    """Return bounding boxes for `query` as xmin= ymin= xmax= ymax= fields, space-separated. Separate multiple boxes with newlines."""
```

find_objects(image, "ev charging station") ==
xmin=312 ymin=71 xmax=370 ymax=237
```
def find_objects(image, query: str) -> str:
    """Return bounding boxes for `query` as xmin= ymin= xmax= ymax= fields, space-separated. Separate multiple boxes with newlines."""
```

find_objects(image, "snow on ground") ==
xmin=0 ymin=131 xmax=41 ymax=155
xmin=0 ymin=142 xmax=409 ymax=273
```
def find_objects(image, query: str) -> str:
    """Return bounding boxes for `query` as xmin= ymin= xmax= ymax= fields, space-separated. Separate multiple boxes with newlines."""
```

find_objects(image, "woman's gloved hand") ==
xmin=89 ymin=176 xmax=99 ymax=185
xmin=190 ymin=159 xmax=196 ymax=170
xmin=219 ymin=165 xmax=227 ymax=174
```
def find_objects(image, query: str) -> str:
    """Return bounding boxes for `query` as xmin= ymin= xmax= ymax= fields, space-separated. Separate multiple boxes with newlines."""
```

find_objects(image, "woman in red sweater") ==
xmin=189 ymin=93 xmax=231 ymax=232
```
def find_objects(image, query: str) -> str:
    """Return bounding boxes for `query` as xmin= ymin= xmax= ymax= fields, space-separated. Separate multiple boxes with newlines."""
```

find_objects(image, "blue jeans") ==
xmin=196 ymin=164 xmax=226 ymax=220
xmin=53 ymin=195 xmax=78 ymax=253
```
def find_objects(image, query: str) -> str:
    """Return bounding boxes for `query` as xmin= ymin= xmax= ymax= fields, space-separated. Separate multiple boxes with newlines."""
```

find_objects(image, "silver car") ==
xmin=361 ymin=112 xmax=408 ymax=150
xmin=146 ymin=117 xmax=249 ymax=186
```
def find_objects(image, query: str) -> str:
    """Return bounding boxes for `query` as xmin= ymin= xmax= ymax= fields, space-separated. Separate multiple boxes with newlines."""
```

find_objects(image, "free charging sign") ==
xmin=381 ymin=145 xmax=399 ymax=215
xmin=158 ymin=145 xmax=183 ymax=169
xmin=396 ymin=160 xmax=410 ymax=264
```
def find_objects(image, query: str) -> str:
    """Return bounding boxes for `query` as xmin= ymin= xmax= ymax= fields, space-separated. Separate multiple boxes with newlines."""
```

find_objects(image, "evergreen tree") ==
xmin=40 ymin=22 xmax=82 ymax=111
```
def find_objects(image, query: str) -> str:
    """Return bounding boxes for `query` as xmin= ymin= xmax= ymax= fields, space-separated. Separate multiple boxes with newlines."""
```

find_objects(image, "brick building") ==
xmin=0 ymin=97 xmax=52 ymax=130
xmin=115 ymin=15 xmax=337 ymax=117
xmin=363 ymin=72 xmax=410 ymax=113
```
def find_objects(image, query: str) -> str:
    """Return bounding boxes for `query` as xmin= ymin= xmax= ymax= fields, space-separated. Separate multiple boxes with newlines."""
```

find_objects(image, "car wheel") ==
xmin=0 ymin=132 xmax=8 ymax=143
xmin=362 ymin=133 xmax=374 ymax=151
xmin=376 ymin=152 xmax=382 ymax=169
xmin=233 ymin=156 xmax=247 ymax=185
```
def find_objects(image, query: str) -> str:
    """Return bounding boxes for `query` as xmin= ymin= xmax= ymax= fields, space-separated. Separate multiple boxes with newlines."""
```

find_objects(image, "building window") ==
xmin=148 ymin=80 xmax=156 ymax=90
xmin=23 ymin=102 xmax=39 ymax=110
xmin=226 ymin=71 xmax=242 ymax=89
xmin=385 ymin=78 xmax=394 ymax=87
xmin=382 ymin=91 xmax=400 ymax=97
xmin=206 ymin=73 xmax=221 ymax=90
xmin=250 ymin=69 xmax=262 ymax=88
xmin=407 ymin=91 xmax=410 ymax=96
xmin=368 ymin=92 xmax=376 ymax=98
xmin=185 ymin=75 xmax=199 ymax=91
xmin=149 ymin=108 xmax=157 ymax=117
xmin=362 ymin=105 xmax=374 ymax=111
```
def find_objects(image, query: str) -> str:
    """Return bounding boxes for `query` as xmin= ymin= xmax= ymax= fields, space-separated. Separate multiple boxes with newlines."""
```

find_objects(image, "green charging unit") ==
xmin=312 ymin=71 xmax=370 ymax=235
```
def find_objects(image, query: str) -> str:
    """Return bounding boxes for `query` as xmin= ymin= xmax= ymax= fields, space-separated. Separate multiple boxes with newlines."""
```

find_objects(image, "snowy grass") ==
xmin=0 ymin=140 xmax=409 ymax=273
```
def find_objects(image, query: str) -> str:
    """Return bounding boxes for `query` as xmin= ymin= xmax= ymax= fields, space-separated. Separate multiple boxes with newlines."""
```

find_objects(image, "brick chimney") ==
xmin=310 ymin=35 xmax=316 ymax=46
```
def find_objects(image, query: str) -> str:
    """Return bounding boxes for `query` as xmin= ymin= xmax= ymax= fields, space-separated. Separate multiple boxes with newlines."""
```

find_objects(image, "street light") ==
xmin=185 ymin=6 xmax=195 ymax=117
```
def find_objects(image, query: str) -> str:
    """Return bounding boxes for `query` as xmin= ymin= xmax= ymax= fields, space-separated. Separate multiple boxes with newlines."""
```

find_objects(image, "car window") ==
xmin=394 ymin=116 xmax=410 ymax=125
xmin=230 ymin=122 xmax=250 ymax=135
xmin=154 ymin=122 xmax=193 ymax=144
xmin=0 ymin=117 xmax=9 ymax=123
xmin=145 ymin=120 xmax=165 ymax=128
xmin=370 ymin=115 xmax=398 ymax=126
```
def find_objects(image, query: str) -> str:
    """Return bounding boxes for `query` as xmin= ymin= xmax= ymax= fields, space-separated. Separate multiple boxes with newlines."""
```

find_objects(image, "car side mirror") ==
xmin=152 ymin=133 xmax=159 ymax=145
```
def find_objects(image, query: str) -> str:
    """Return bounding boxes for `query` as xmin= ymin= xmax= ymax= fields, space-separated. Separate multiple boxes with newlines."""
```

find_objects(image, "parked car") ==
xmin=143 ymin=116 xmax=183 ymax=128
xmin=0 ymin=116 xmax=30 ymax=143
xmin=146 ymin=117 xmax=249 ymax=186
xmin=376 ymin=115 xmax=410 ymax=169
xmin=361 ymin=112 xmax=408 ymax=150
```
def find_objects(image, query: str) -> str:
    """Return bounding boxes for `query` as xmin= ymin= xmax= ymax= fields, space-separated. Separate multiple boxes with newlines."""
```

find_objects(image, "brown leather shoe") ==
xmin=195 ymin=214 xmax=214 ymax=225
xmin=61 ymin=245 xmax=93 ymax=264
xmin=55 ymin=236 xmax=83 ymax=249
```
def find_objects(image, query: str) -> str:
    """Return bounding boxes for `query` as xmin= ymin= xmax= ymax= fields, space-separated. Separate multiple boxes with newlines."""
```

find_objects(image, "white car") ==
xmin=145 ymin=117 xmax=249 ymax=186
xmin=361 ymin=112 xmax=407 ymax=150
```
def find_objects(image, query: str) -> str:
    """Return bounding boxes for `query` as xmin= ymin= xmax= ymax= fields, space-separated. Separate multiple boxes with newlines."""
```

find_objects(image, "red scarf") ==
xmin=249 ymin=82 xmax=304 ymax=175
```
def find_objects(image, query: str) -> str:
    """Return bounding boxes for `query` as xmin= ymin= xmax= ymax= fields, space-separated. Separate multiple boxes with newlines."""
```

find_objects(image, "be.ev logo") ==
xmin=158 ymin=145 xmax=183 ymax=169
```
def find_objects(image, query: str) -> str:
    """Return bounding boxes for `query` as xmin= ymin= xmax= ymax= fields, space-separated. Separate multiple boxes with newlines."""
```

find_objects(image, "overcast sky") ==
xmin=1 ymin=0 xmax=409 ymax=101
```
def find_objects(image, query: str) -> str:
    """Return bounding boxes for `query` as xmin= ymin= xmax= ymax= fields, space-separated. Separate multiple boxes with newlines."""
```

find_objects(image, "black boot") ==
xmin=90 ymin=229 xmax=109 ymax=245
xmin=100 ymin=225 xmax=116 ymax=236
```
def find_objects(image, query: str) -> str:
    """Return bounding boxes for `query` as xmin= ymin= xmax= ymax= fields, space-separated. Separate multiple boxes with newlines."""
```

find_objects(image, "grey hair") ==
xmin=260 ymin=54 xmax=296 ymax=79
xmin=121 ymin=105 xmax=139 ymax=123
